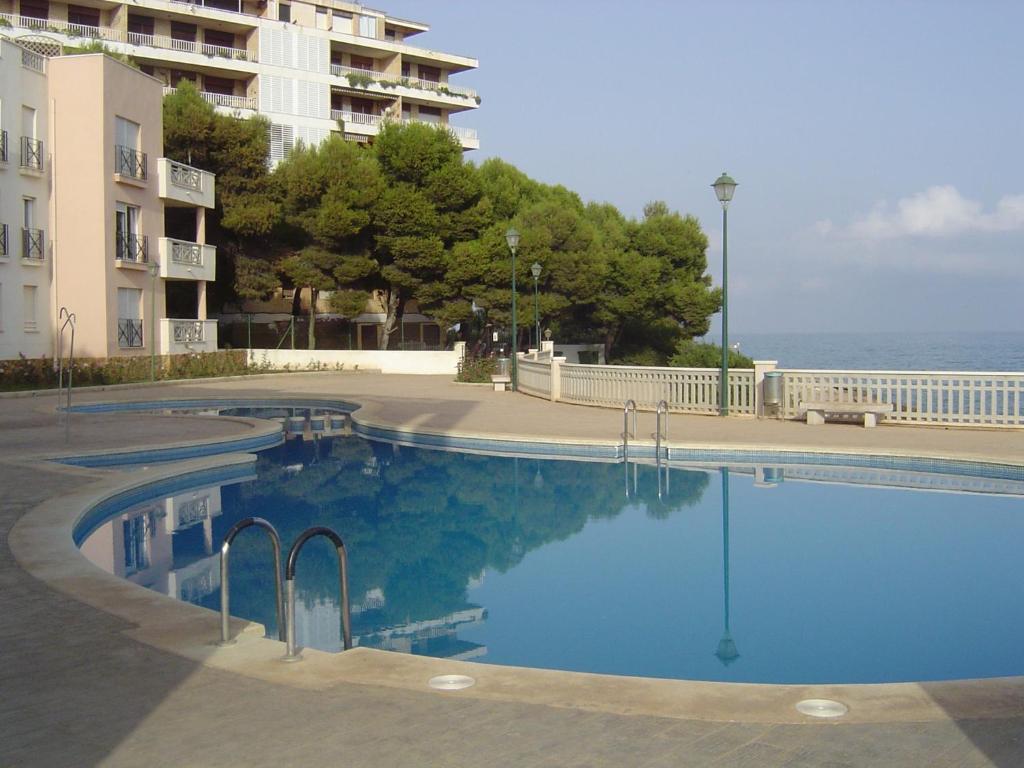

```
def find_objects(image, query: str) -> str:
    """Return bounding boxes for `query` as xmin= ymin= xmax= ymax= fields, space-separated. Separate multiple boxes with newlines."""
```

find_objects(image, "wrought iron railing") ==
xmin=0 ymin=130 xmax=7 ymax=162
xmin=170 ymin=240 xmax=204 ymax=265
xmin=0 ymin=224 xmax=7 ymax=258
xmin=173 ymin=320 xmax=206 ymax=343
xmin=118 ymin=318 xmax=144 ymax=348
xmin=177 ymin=496 xmax=210 ymax=527
xmin=115 ymin=145 xmax=148 ymax=180
xmin=22 ymin=228 xmax=44 ymax=260
xmin=116 ymin=233 xmax=148 ymax=263
xmin=21 ymin=136 xmax=43 ymax=171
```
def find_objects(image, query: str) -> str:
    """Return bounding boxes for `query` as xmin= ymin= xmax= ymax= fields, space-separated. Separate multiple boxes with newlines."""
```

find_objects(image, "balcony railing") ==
xmin=0 ymin=12 xmax=123 ymax=42
xmin=329 ymin=63 xmax=478 ymax=100
xmin=21 ymin=136 xmax=43 ymax=171
xmin=0 ymin=224 xmax=7 ymax=258
xmin=168 ymin=160 xmax=202 ymax=191
xmin=22 ymin=228 xmax=44 ymax=260
xmin=170 ymin=239 xmax=204 ymax=266
xmin=116 ymin=233 xmax=149 ymax=263
xmin=162 ymin=86 xmax=257 ymax=111
xmin=331 ymin=110 xmax=384 ymax=126
xmin=115 ymin=145 xmax=148 ymax=181
xmin=0 ymin=130 xmax=7 ymax=162
xmin=127 ymin=32 xmax=256 ymax=62
xmin=118 ymin=318 xmax=144 ymax=348
xmin=21 ymin=48 xmax=46 ymax=73
xmin=173 ymin=320 xmax=206 ymax=343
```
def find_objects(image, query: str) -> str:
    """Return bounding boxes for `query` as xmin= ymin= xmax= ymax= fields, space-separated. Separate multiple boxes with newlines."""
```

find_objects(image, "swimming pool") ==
xmin=75 ymin=421 xmax=1024 ymax=686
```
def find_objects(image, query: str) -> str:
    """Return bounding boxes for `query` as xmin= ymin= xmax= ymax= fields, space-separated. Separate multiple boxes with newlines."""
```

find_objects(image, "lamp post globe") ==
xmin=505 ymin=228 xmax=520 ymax=391
xmin=711 ymin=173 xmax=738 ymax=416
xmin=530 ymin=262 xmax=542 ymax=349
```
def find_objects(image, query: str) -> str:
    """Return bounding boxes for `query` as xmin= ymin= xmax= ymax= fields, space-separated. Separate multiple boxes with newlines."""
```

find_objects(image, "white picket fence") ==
xmin=515 ymin=355 xmax=1024 ymax=427
xmin=781 ymin=370 xmax=1024 ymax=427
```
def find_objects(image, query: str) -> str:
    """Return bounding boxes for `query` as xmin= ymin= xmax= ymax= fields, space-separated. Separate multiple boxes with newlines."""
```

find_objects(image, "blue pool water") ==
xmin=78 ymin=431 xmax=1024 ymax=685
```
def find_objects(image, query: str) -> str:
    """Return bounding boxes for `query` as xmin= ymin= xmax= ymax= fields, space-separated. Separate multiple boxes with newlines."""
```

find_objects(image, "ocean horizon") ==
xmin=710 ymin=331 xmax=1024 ymax=372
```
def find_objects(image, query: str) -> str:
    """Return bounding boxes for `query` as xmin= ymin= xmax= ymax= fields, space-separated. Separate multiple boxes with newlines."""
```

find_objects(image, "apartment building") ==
xmin=0 ymin=38 xmax=218 ymax=360
xmin=0 ymin=36 xmax=49 ymax=359
xmin=0 ymin=0 xmax=480 ymax=163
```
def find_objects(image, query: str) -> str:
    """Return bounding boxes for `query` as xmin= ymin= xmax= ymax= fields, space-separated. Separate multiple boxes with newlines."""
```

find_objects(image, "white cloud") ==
xmin=842 ymin=186 xmax=1024 ymax=239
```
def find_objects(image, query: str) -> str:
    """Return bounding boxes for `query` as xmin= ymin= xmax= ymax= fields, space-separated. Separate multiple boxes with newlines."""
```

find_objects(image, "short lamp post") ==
xmin=148 ymin=260 xmax=159 ymax=381
xmin=530 ymin=262 xmax=542 ymax=349
xmin=505 ymin=227 xmax=520 ymax=391
xmin=712 ymin=172 xmax=738 ymax=416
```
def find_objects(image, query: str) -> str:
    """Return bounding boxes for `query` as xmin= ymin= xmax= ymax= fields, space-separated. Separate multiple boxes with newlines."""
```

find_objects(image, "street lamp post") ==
xmin=712 ymin=172 xmax=738 ymax=416
xmin=505 ymin=228 xmax=520 ymax=391
xmin=148 ymin=261 xmax=159 ymax=381
xmin=530 ymin=262 xmax=542 ymax=349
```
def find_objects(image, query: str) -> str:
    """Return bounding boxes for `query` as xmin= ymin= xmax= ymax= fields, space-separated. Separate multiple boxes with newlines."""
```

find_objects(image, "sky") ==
xmin=380 ymin=0 xmax=1024 ymax=333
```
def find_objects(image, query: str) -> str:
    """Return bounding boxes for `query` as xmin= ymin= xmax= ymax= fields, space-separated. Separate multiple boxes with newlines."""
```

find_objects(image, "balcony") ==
xmin=158 ymin=238 xmax=216 ymax=281
xmin=127 ymin=31 xmax=257 ymax=63
xmin=20 ymin=136 xmax=44 ymax=173
xmin=22 ymin=228 xmax=45 ymax=262
xmin=330 ymin=64 xmax=479 ymax=105
xmin=118 ymin=318 xmax=145 ymax=349
xmin=115 ymin=145 xmax=148 ymax=185
xmin=116 ymin=233 xmax=149 ymax=265
xmin=161 ymin=318 xmax=218 ymax=354
xmin=330 ymin=112 xmax=478 ymax=149
xmin=157 ymin=158 xmax=216 ymax=209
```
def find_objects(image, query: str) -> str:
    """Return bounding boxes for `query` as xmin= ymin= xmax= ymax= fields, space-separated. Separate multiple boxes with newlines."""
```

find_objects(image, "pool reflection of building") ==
xmin=291 ymin=586 xmax=488 ymax=659
xmin=80 ymin=481 xmax=252 ymax=603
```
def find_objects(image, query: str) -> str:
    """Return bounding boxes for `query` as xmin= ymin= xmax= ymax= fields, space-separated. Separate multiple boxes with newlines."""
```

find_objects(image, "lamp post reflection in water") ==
xmin=715 ymin=467 xmax=740 ymax=666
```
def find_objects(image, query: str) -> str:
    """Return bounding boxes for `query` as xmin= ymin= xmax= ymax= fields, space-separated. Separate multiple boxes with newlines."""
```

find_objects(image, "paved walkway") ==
xmin=1 ymin=373 xmax=1023 ymax=767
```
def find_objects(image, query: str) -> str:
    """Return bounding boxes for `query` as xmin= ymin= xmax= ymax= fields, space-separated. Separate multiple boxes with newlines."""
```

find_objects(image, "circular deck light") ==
xmin=795 ymin=698 xmax=848 ymax=718
xmin=428 ymin=674 xmax=475 ymax=691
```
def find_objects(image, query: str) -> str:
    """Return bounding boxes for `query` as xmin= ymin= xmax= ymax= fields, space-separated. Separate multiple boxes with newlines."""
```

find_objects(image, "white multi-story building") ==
xmin=0 ymin=0 xmax=480 ymax=163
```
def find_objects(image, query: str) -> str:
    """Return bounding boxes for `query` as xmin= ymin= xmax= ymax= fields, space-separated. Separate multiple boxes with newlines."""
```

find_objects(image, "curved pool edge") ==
xmin=7 ymin=396 xmax=1024 ymax=726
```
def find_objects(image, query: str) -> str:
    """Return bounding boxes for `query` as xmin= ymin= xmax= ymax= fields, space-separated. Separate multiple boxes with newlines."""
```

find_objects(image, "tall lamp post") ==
xmin=712 ymin=173 xmax=738 ymax=416
xmin=530 ymin=262 xmax=542 ymax=348
xmin=505 ymin=228 xmax=520 ymax=391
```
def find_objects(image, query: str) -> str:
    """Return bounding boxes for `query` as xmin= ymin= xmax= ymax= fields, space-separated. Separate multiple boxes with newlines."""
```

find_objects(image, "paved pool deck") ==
xmin=2 ymin=372 xmax=1023 ymax=767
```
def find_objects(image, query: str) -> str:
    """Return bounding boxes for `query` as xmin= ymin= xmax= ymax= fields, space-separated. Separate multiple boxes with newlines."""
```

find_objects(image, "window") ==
xmin=331 ymin=11 xmax=351 ymax=33
xmin=357 ymin=14 xmax=376 ymax=38
xmin=22 ymin=285 xmax=37 ymax=332
xmin=315 ymin=6 xmax=327 ymax=28
xmin=117 ymin=287 xmax=144 ymax=348
xmin=350 ymin=55 xmax=374 ymax=72
xmin=123 ymin=514 xmax=152 ymax=573
xmin=23 ymin=197 xmax=35 ymax=230
xmin=22 ymin=198 xmax=43 ymax=260
xmin=171 ymin=21 xmax=197 ymax=42
xmin=417 ymin=105 xmax=441 ymax=124
xmin=0 ymin=283 xmax=4 ymax=332
xmin=21 ymin=105 xmax=35 ymax=141
xmin=115 ymin=203 xmax=146 ymax=262
xmin=401 ymin=62 xmax=410 ymax=78
xmin=115 ymin=116 xmax=140 ymax=151
xmin=419 ymin=65 xmax=440 ymax=84
xmin=278 ymin=3 xmax=290 ymax=22
xmin=204 ymin=29 xmax=235 ymax=50
xmin=67 ymin=4 xmax=100 ymax=31
xmin=115 ymin=117 xmax=145 ymax=180
xmin=350 ymin=97 xmax=374 ymax=115
xmin=127 ymin=14 xmax=155 ymax=36
xmin=170 ymin=70 xmax=197 ymax=87
xmin=19 ymin=0 xmax=48 ymax=23
xmin=203 ymin=76 xmax=235 ymax=96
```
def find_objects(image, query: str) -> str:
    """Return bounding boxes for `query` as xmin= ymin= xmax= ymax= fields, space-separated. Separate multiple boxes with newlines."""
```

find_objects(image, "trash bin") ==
xmin=495 ymin=357 xmax=510 ymax=378
xmin=763 ymin=371 xmax=782 ymax=406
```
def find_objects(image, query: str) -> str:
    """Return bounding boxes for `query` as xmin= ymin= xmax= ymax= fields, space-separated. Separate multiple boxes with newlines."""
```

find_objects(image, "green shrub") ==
xmin=0 ymin=350 xmax=254 ymax=391
xmin=669 ymin=339 xmax=754 ymax=369
xmin=456 ymin=356 xmax=496 ymax=383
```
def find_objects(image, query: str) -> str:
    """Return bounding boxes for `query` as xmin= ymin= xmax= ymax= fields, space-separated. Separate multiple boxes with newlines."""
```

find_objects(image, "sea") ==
xmin=718 ymin=331 xmax=1024 ymax=372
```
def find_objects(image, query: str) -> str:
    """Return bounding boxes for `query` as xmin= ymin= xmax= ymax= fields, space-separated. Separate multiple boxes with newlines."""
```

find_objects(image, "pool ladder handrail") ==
xmin=283 ymin=526 xmax=352 ymax=662
xmin=623 ymin=400 xmax=638 ymax=499
xmin=219 ymin=517 xmax=286 ymax=645
xmin=655 ymin=400 xmax=670 ymax=500
xmin=57 ymin=307 xmax=76 ymax=425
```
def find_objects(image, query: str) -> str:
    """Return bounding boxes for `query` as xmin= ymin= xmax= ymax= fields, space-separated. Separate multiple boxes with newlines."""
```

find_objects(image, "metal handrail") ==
xmin=219 ymin=517 xmax=285 ymax=645
xmin=656 ymin=400 xmax=669 ymax=500
xmin=57 ymin=307 xmax=76 ymax=426
xmin=622 ymin=399 xmax=637 ymax=456
xmin=283 ymin=526 xmax=352 ymax=661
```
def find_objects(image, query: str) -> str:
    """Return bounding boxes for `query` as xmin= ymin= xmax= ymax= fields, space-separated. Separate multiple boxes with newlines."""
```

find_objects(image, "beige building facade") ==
xmin=0 ymin=40 xmax=217 ymax=360
xmin=0 ymin=0 xmax=480 ymax=162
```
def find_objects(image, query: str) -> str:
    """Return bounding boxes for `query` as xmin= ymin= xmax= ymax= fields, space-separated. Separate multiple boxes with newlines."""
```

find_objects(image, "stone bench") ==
xmin=801 ymin=401 xmax=894 ymax=428
xmin=491 ymin=374 xmax=512 ymax=392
